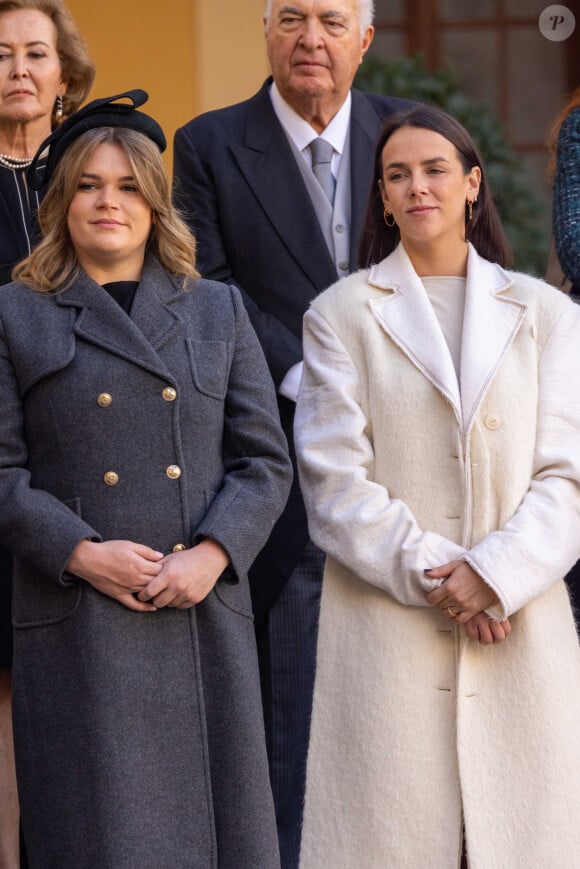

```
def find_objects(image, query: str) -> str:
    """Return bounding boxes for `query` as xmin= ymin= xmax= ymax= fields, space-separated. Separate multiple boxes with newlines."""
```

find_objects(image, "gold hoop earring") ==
xmin=383 ymin=207 xmax=395 ymax=228
xmin=55 ymin=94 xmax=64 ymax=125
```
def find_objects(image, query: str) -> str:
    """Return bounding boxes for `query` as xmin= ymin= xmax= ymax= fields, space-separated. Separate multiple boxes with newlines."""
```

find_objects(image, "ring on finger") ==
xmin=446 ymin=605 xmax=458 ymax=618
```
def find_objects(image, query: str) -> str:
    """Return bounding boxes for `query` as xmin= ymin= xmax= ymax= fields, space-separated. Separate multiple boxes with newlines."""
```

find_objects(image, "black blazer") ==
xmin=173 ymin=79 xmax=413 ymax=624
xmin=0 ymin=167 xmax=41 ymax=285
xmin=0 ymin=165 xmax=43 ymax=667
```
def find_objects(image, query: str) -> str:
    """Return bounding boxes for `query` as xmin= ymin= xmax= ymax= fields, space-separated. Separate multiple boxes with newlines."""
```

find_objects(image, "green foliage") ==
xmin=355 ymin=55 xmax=548 ymax=275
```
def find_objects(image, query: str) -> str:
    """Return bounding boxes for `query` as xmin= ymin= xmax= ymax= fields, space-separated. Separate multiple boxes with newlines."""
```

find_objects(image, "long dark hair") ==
xmin=358 ymin=105 xmax=513 ymax=269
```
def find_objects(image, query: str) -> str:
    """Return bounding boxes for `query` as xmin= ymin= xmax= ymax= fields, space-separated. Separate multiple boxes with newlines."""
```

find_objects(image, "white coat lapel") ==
xmin=368 ymin=244 xmax=462 ymax=423
xmin=460 ymin=245 xmax=526 ymax=433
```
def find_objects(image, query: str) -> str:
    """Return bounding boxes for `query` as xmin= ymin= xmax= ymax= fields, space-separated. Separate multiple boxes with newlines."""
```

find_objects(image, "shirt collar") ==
xmin=269 ymin=81 xmax=351 ymax=156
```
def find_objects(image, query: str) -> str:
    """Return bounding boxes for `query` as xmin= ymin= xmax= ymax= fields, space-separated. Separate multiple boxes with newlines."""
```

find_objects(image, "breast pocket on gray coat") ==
xmin=186 ymin=339 xmax=229 ymax=399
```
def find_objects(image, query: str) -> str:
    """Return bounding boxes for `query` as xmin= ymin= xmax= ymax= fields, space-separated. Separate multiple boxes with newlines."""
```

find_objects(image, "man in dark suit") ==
xmin=173 ymin=2 xmax=413 ymax=864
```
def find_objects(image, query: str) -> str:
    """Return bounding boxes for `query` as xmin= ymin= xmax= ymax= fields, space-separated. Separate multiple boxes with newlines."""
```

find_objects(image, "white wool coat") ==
xmin=295 ymin=243 xmax=580 ymax=869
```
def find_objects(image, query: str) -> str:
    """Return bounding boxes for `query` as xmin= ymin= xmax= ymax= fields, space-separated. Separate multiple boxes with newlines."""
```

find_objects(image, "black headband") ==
xmin=28 ymin=89 xmax=167 ymax=191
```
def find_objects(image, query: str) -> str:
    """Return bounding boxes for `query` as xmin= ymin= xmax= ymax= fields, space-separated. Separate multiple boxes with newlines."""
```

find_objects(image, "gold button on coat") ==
xmin=162 ymin=387 xmax=177 ymax=402
xmin=104 ymin=471 xmax=119 ymax=486
xmin=97 ymin=393 xmax=113 ymax=407
xmin=166 ymin=465 xmax=181 ymax=479
xmin=172 ymin=543 xmax=187 ymax=552
xmin=485 ymin=414 xmax=501 ymax=431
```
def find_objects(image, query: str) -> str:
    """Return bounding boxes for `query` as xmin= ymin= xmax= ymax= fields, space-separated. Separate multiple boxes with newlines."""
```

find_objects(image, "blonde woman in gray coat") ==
xmin=0 ymin=92 xmax=291 ymax=868
xmin=296 ymin=105 xmax=580 ymax=868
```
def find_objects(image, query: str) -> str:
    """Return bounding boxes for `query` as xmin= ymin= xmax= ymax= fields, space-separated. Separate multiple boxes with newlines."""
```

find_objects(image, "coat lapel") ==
xmin=230 ymin=80 xmax=338 ymax=292
xmin=368 ymin=243 xmax=463 ymax=423
xmin=129 ymin=257 xmax=187 ymax=353
xmin=368 ymin=243 xmax=527 ymax=433
xmin=56 ymin=256 xmax=183 ymax=381
xmin=459 ymin=245 xmax=526 ymax=433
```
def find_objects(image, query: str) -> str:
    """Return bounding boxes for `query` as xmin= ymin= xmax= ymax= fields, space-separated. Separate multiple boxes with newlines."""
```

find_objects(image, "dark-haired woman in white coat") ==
xmin=296 ymin=105 xmax=580 ymax=869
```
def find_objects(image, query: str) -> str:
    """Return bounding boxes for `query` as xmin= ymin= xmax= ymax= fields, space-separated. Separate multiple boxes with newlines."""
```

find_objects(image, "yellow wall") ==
xmin=66 ymin=0 xmax=269 ymax=169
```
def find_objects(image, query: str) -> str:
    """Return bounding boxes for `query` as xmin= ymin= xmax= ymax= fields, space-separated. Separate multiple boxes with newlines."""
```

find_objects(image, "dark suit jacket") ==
xmin=0 ymin=165 xmax=42 ymax=285
xmin=0 ymin=165 xmax=43 ymax=668
xmin=173 ymin=79 xmax=412 ymax=624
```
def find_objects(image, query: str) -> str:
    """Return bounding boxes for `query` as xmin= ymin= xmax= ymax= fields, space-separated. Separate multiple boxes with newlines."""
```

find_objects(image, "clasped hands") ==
xmin=425 ymin=560 xmax=511 ymax=645
xmin=66 ymin=538 xmax=230 ymax=613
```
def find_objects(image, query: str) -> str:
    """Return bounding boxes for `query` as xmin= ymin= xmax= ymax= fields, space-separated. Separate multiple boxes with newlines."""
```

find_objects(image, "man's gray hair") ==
xmin=264 ymin=0 xmax=375 ymax=36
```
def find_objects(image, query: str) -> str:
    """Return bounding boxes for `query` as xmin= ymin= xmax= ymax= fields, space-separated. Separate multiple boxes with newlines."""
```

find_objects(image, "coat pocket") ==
xmin=195 ymin=489 xmax=253 ymax=619
xmin=212 ymin=574 xmax=254 ymax=620
xmin=12 ymin=498 xmax=83 ymax=628
xmin=186 ymin=339 xmax=229 ymax=399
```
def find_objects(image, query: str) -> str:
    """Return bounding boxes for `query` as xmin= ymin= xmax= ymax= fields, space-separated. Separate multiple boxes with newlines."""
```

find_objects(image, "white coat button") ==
xmin=166 ymin=465 xmax=181 ymax=479
xmin=173 ymin=543 xmax=187 ymax=552
xmin=104 ymin=471 xmax=119 ymax=486
xmin=97 ymin=393 xmax=112 ymax=407
xmin=485 ymin=413 xmax=501 ymax=430
xmin=162 ymin=386 xmax=177 ymax=402
xmin=335 ymin=224 xmax=345 ymax=233
xmin=339 ymin=261 xmax=349 ymax=271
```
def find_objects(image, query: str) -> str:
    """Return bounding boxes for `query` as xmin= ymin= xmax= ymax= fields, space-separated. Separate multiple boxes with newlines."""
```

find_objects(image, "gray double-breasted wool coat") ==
xmin=0 ymin=256 xmax=292 ymax=868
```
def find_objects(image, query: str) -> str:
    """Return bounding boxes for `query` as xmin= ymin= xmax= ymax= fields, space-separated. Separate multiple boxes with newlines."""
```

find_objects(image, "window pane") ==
xmin=368 ymin=31 xmax=406 ymax=61
xmin=507 ymin=28 xmax=567 ymax=144
xmin=439 ymin=0 xmax=496 ymax=18
xmin=505 ymin=0 xmax=548 ymax=18
xmin=373 ymin=0 xmax=404 ymax=21
xmin=441 ymin=29 xmax=498 ymax=109
xmin=518 ymin=151 xmax=551 ymax=214
xmin=517 ymin=150 xmax=552 ymax=266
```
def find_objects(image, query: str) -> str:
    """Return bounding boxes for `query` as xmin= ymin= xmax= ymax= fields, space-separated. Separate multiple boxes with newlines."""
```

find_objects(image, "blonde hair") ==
xmin=14 ymin=127 xmax=199 ymax=292
xmin=0 ymin=0 xmax=95 ymax=121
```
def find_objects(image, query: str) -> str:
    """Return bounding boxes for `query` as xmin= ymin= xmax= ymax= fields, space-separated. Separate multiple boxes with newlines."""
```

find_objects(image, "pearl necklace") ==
xmin=0 ymin=152 xmax=33 ymax=169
